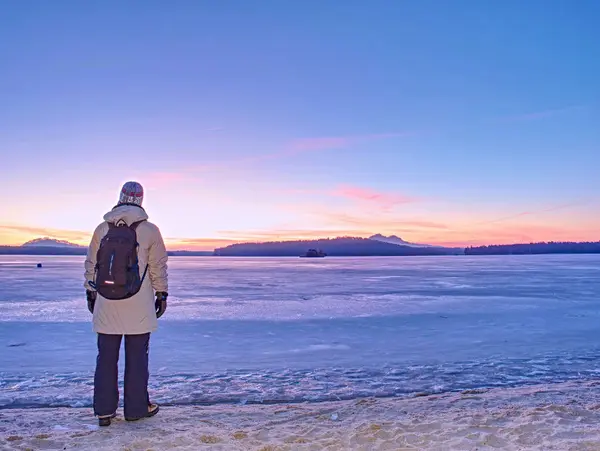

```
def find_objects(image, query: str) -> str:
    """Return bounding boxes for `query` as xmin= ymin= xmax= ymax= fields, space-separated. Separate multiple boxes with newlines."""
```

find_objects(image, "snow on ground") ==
xmin=2 ymin=380 xmax=600 ymax=451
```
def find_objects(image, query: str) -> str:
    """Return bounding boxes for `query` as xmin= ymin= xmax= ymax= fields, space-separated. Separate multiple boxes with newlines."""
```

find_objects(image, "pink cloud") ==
xmin=285 ymin=132 xmax=414 ymax=155
xmin=286 ymin=136 xmax=351 ymax=153
xmin=281 ymin=184 xmax=418 ymax=212
xmin=331 ymin=185 xmax=415 ymax=209
xmin=475 ymin=211 xmax=532 ymax=225
xmin=318 ymin=211 xmax=448 ymax=230
xmin=146 ymin=171 xmax=190 ymax=184
xmin=128 ymin=171 xmax=200 ymax=190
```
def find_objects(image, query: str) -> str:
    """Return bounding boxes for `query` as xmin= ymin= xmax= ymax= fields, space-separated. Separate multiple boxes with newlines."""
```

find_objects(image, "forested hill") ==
xmin=465 ymin=242 xmax=600 ymax=255
xmin=214 ymin=237 xmax=462 ymax=257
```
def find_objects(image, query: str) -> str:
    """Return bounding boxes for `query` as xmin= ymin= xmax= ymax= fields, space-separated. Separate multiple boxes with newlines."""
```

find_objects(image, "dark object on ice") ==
xmin=37 ymin=263 xmax=42 ymax=268
xmin=300 ymin=248 xmax=327 ymax=258
xmin=8 ymin=342 xmax=27 ymax=347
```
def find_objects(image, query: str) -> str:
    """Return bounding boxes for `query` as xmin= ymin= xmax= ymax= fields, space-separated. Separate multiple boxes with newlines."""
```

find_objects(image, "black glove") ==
xmin=86 ymin=290 xmax=97 ymax=314
xmin=155 ymin=292 xmax=168 ymax=318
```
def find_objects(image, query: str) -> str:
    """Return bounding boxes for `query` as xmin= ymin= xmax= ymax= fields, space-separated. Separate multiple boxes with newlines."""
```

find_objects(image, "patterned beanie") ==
xmin=118 ymin=181 xmax=144 ymax=206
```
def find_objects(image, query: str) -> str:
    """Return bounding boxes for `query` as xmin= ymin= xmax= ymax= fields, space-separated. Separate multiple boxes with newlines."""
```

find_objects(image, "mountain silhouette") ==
xmin=369 ymin=234 xmax=435 ymax=248
xmin=22 ymin=238 xmax=83 ymax=248
xmin=214 ymin=237 xmax=462 ymax=257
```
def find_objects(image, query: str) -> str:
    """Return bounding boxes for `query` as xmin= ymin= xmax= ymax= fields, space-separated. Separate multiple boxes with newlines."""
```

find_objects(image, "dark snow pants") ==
xmin=93 ymin=333 xmax=150 ymax=419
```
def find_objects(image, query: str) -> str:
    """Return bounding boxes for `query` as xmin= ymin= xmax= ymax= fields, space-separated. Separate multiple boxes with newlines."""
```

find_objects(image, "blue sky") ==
xmin=1 ymin=0 xmax=599 ymax=249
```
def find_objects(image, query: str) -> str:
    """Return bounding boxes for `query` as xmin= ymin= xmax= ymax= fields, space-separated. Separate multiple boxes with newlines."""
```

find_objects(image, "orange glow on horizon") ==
xmin=1 ymin=222 xmax=598 ymax=252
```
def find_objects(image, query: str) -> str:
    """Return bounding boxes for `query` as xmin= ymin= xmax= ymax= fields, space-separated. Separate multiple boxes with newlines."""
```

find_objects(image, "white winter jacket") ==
xmin=84 ymin=205 xmax=168 ymax=335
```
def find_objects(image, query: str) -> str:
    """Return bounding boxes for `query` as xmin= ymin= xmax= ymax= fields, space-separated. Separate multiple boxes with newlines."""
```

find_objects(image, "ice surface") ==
xmin=1 ymin=255 xmax=600 ymax=409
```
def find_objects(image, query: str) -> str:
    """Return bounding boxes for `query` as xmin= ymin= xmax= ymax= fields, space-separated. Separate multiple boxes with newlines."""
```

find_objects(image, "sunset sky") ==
xmin=1 ymin=1 xmax=599 ymax=250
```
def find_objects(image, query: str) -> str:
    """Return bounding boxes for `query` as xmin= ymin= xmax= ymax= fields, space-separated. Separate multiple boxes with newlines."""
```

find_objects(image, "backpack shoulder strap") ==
xmin=130 ymin=220 xmax=146 ymax=231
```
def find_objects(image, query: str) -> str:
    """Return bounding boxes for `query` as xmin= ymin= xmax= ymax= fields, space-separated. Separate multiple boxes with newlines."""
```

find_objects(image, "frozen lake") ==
xmin=1 ymin=254 xmax=600 ymax=408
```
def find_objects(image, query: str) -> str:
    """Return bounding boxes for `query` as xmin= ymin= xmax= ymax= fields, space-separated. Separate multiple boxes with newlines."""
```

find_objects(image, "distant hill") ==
xmin=214 ymin=237 xmax=463 ymax=257
xmin=5 ymin=237 xmax=598 ymax=258
xmin=168 ymin=250 xmax=214 ymax=256
xmin=0 ymin=246 xmax=88 ymax=255
xmin=466 ymin=241 xmax=600 ymax=255
xmin=0 ymin=246 xmax=213 ymax=256
xmin=0 ymin=237 xmax=213 ymax=256
xmin=22 ymin=238 xmax=84 ymax=248
xmin=0 ymin=237 xmax=87 ymax=255
xmin=369 ymin=234 xmax=441 ymax=248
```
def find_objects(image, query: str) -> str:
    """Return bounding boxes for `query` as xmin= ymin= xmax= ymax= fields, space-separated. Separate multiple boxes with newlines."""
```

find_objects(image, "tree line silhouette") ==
xmin=465 ymin=241 xmax=600 ymax=255
xmin=214 ymin=237 xmax=460 ymax=256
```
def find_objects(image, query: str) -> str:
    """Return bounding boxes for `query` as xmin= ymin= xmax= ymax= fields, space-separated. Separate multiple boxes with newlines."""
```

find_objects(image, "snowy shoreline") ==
xmin=2 ymin=380 xmax=600 ymax=450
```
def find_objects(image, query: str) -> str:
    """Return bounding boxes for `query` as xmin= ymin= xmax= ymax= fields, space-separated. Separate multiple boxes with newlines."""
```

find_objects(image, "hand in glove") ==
xmin=155 ymin=291 xmax=168 ymax=318
xmin=86 ymin=290 xmax=97 ymax=314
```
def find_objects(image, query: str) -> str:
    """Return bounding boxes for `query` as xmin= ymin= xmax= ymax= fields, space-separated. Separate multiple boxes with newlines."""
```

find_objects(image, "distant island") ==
xmin=0 ymin=238 xmax=212 ymax=256
xmin=0 ymin=246 xmax=89 ymax=256
xmin=466 ymin=241 xmax=600 ymax=255
xmin=214 ymin=236 xmax=462 ymax=257
xmin=369 ymin=234 xmax=435 ymax=248
xmin=22 ymin=238 xmax=83 ymax=248
xmin=2 ymin=236 xmax=600 ymax=257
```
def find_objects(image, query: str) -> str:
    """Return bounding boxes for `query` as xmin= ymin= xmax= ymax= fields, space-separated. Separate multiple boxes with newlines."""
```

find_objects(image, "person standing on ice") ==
xmin=84 ymin=181 xmax=168 ymax=427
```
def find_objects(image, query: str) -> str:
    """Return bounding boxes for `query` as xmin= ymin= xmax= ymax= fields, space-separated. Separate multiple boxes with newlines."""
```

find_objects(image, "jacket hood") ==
xmin=103 ymin=204 xmax=149 ymax=226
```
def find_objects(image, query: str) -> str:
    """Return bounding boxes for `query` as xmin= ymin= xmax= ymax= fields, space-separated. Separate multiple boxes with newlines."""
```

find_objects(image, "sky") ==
xmin=1 ymin=0 xmax=599 ymax=250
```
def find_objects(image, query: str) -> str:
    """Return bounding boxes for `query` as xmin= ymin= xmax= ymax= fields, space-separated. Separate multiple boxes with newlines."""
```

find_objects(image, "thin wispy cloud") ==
xmin=397 ymin=220 xmax=451 ymax=230
xmin=315 ymin=210 xmax=450 ymax=231
xmin=217 ymin=228 xmax=375 ymax=242
xmin=165 ymin=237 xmax=238 ymax=250
xmin=193 ymin=131 xmax=414 ymax=172
xmin=331 ymin=185 xmax=415 ymax=209
xmin=409 ymin=221 xmax=588 ymax=248
xmin=475 ymin=201 xmax=585 ymax=226
xmin=188 ymin=104 xmax=579 ymax=175
xmin=433 ymin=223 xmax=578 ymax=247
xmin=284 ymin=132 xmax=413 ymax=155
xmin=285 ymin=136 xmax=350 ymax=153
xmin=501 ymin=105 xmax=584 ymax=122
xmin=419 ymin=203 xmax=594 ymax=247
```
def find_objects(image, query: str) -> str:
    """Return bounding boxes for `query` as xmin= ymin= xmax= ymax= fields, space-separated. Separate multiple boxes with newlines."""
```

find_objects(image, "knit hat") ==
xmin=118 ymin=181 xmax=144 ymax=206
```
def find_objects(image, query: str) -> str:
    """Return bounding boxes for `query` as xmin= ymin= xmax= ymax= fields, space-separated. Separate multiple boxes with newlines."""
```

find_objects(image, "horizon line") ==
xmin=3 ymin=234 xmax=600 ymax=252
